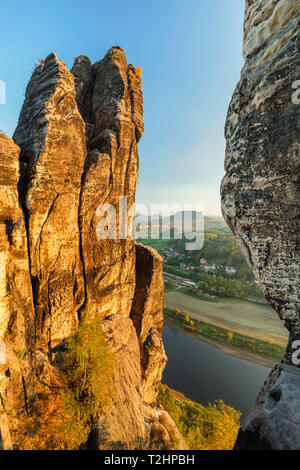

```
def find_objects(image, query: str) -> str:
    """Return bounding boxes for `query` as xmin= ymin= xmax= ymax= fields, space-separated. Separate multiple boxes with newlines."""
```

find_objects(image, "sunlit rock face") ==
xmin=72 ymin=47 xmax=143 ymax=321
xmin=0 ymin=48 xmax=171 ymax=450
xmin=14 ymin=53 xmax=87 ymax=353
xmin=243 ymin=0 xmax=300 ymax=71
xmin=0 ymin=135 xmax=37 ymax=450
xmin=221 ymin=0 xmax=300 ymax=449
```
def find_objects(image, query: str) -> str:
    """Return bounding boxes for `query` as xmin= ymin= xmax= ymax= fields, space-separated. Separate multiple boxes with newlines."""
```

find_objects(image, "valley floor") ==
xmin=165 ymin=290 xmax=288 ymax=346
xmin=164 ymin=290 xmax=288 ymax=367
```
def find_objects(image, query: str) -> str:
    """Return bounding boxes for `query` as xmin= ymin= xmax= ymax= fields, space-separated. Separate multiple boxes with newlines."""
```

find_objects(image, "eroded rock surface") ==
xmin=98 ymin=315 xmax=146 ymax=449
xmin=14 ymin=53 xmax=87 ymax=353
xmin=0 ymin=48 xmax=172 ymax=450
xmin=221 ymin=0 xmax=300 ymax=449
xmin=234 ymin=363 xmax=300 ymax=450
xmin=0 ymin=135 xmax=37 ymax=449
xmin=72 ymin=47 xmax=143 ymax=321
xmin=130 ymin=244 xmax=167 ymax=404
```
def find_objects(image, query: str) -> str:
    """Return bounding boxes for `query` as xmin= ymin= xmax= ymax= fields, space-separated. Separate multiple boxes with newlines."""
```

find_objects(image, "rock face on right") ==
xmin=221 ymin=0 xmax=300 ymax=449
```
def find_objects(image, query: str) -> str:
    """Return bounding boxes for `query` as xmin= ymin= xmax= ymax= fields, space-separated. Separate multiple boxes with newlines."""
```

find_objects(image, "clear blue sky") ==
xmin=0 ymin=0 xmax=244 ymax=215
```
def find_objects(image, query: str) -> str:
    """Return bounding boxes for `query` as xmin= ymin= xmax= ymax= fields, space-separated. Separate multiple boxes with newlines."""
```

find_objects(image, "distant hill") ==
xmin=134 ymin=211 xmax=231 ymax=237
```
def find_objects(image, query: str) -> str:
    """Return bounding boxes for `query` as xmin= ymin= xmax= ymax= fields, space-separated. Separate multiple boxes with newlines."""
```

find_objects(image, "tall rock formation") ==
xmin=0 ymin=48 xmax=175 ymax=450
xmin=0 ymin=135 xmax=37 ymax=449
xmin=14 ymin=53 xmax=87 ymax=354
xmin=221 ymin=0 xmax=300 ymax=449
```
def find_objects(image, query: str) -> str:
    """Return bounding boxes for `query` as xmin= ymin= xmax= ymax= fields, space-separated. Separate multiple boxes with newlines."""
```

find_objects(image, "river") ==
xmin=162 ymin=325 xmax=271 ymax=414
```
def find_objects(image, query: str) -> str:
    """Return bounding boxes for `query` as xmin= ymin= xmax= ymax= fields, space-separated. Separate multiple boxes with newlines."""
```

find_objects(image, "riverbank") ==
xmin=164 ymin=311 xmax=282 ymax=368
xmin=162 ymin=324 xmax=270 ymax=414
xmin=165 ymin=290 xmax=288 ymax=347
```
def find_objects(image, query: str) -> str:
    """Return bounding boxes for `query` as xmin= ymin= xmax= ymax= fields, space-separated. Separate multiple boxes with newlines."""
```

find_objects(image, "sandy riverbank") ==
xmin=165 ymin=290 xmax=288 ymax=347
xmin=164 ymin=317 xmax=277 ymax=368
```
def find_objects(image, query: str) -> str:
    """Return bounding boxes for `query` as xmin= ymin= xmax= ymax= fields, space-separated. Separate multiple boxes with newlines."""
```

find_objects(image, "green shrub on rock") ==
xmin=60 ymin=318 xmax=116 ymax=449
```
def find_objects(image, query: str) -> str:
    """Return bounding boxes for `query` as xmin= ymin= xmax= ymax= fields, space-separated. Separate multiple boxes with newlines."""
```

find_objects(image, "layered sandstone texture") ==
xmin=0 ymin=48 xmax=173 ymax=450
xmin=221 ymin=0 xmax=300 ymax=449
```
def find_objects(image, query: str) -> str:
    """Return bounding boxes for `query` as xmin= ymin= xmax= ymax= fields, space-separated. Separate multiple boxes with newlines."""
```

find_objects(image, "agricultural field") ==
xmin=164 ymin=290 xmax=288 ymax=347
